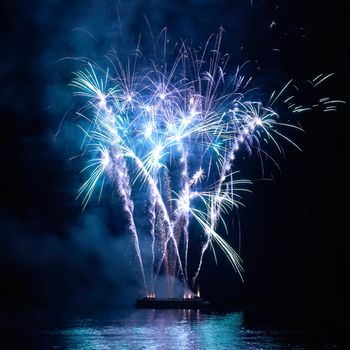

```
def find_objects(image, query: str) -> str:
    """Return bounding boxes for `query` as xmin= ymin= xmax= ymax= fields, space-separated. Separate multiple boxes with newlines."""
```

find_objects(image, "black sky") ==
xmin=0 ymin=0 xmax=348 ymax=325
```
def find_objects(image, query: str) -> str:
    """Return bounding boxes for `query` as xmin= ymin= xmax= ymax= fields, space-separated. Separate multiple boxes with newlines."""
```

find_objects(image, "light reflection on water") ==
xmin=44 ymin=310 xmax=248 ymax=349
xmin=36 ymin=308 xmax=340 ymax=349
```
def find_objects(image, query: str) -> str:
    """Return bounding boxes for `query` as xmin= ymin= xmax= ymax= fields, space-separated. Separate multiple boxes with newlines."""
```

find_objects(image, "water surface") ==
xmin=3 ymin=307 xmax=343 ymax=349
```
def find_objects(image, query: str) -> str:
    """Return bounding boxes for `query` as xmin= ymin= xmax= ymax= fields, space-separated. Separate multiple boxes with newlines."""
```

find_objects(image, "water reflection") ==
xmin=35 ymin=308 xmax=341 ymax=349
xmin=42 ymin=309 xmax=274 ymax=349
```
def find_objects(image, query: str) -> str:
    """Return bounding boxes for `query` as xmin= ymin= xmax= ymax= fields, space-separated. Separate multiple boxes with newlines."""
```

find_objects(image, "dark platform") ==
xmin=136 ymin=297 xmax=210 ymax=309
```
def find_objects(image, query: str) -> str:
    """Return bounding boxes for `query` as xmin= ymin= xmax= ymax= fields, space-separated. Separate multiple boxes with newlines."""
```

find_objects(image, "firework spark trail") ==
xmin=148 ymin=177 xmax=157 ymax=293
xmin=99 ymin=100 xmax=149 ymax=293
xmin=70 ymin=31 xmax=344 ymax=297
xmin=110 ymin=151 xmax=148 ymax=292
xmin=192 ymin=103 xmax=263 ymax=285
xmin=71 ymin=69 xmax=150 ymax=291
xmin=129 ymin=151 xmax=186 ymax=284
xmin=173 ymin=144 xmax=190 ymax=282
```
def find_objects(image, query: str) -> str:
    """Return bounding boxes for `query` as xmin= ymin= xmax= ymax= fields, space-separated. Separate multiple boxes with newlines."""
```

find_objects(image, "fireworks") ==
xmin=70 ymin=30 xmax=343 ymax=297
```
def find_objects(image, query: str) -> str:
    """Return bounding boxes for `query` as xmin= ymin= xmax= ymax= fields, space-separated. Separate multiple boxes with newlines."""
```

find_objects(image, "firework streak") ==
xmin=70 ymin=31 xmax=343 ymax=296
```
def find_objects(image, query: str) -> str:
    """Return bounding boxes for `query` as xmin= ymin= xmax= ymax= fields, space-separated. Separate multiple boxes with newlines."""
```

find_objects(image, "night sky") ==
xmin=1 ymin=0 xmax=347 ymax=326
